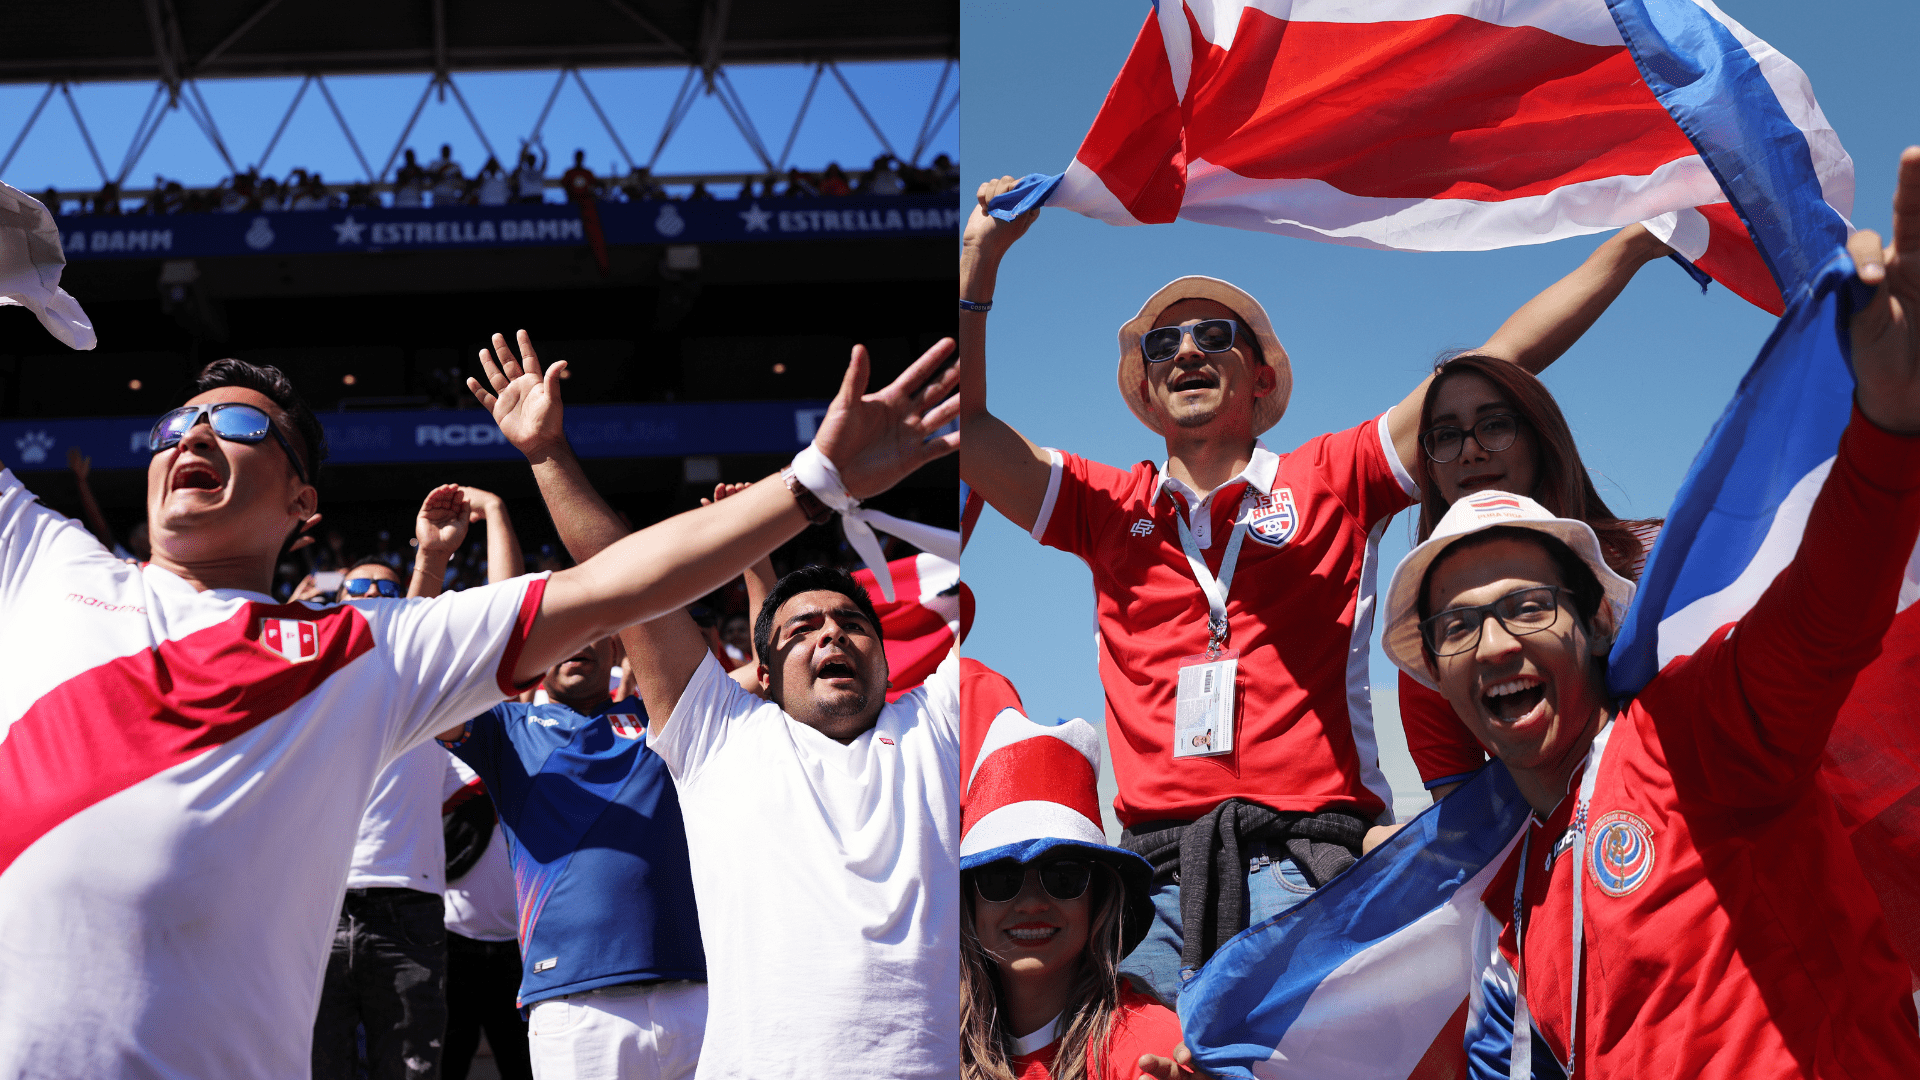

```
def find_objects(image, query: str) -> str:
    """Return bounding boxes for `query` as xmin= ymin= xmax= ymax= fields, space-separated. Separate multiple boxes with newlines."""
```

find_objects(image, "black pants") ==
xmin=313 ymin=887 xmax=448 ymax=1080
xmin=444 ymin=932 xmax=531 ymax=1080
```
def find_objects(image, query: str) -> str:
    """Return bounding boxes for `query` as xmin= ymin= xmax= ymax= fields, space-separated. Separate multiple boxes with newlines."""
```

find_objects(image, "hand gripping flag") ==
xmin=989 ymin=0 xmax=1852 ymax=315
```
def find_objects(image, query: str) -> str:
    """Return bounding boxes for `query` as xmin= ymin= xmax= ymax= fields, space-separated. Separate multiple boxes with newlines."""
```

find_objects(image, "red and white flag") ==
xmin=851 ymin=553 xmax=960 ymax=702
xmin=995 ymin=0 xmax=1853 ymax=315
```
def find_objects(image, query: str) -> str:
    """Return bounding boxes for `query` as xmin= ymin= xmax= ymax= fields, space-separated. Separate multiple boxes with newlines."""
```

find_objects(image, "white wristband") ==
xmin=788 ymin=443 xmax=854 ymax=512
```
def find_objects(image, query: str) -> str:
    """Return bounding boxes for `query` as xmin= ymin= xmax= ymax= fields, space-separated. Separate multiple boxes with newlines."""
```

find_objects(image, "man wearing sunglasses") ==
xmin=0 ymin=327 xmax=956 ymax=1079
xmin=959 ymin=176 xmax=1672 ymax=1005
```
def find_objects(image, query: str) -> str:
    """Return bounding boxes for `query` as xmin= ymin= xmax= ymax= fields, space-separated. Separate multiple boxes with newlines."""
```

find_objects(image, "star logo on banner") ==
xmin=738 ymin=202 xmax=773 ymax=232
xmin=332 ymin=214 xmax=367 ymax=245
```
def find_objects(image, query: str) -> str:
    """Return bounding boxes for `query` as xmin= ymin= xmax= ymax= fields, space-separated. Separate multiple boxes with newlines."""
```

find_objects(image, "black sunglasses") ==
xmin=342 ymin=577 xmax=402 ymax=599
xmin=972 ymin=858 xmax=1094 ymax=903
xmin=1140 ymin=319 xmax=1242 ymax=364
xmin=148 ymin=402 xmax=309 ymax=485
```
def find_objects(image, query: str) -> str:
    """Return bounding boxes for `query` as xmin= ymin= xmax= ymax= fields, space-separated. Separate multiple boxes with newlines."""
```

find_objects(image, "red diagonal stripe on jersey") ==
xmin=963 ymin=736 xmax=1102 ymax=837
xmin=0 ymin=603 xmax=375 ymax=874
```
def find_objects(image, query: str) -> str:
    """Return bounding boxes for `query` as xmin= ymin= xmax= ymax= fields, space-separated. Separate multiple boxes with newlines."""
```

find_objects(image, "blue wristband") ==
xmin=959 ymin=298 xmax=993 ymax=313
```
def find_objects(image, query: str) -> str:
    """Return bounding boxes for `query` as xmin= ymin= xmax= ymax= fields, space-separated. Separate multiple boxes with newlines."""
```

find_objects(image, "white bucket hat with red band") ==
xmin=1382 ymin=490 xmax=1636 ymax=692
xmin=962 ymin=670 xmax=1153 ymax=950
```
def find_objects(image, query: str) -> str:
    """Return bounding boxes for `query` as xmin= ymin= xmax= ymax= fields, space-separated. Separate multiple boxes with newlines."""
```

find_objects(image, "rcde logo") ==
xmin=415 ymin=423 xmax=508 ymax=447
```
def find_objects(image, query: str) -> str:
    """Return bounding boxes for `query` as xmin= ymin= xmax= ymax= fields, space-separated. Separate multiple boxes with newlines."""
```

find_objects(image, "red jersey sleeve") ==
xmin=1032 ymin=449 xmax=1144 ymax=558
xmin=1098 ymin=986 xmax=1186 ymax=1080
xmin=1398 ymin=670 xmax=1487 ymax=788
xmin=1651 ymin=408 xmax=1920 ymax=807
xmin=1294 ymin=412 xmax=1418 ymax=530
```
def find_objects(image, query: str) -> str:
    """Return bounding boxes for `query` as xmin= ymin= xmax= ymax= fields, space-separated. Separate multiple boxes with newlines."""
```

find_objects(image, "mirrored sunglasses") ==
xmin=342 ymin=577 xmax=402 ymax=599
xmin=148 ymin=402 xmax=309 ymax=485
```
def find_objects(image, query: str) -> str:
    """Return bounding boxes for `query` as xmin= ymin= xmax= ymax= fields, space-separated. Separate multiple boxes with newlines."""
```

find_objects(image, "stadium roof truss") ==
xmin=0 ymin=0 xmax=958 ymax=189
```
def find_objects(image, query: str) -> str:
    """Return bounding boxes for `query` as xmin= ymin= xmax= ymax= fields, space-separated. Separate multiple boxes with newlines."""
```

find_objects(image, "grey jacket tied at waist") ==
xmin=1120 ymin=800 xmax=1370 ymax=971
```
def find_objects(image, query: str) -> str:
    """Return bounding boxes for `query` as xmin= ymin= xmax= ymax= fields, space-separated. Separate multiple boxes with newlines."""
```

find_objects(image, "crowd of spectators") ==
xmin=44 ymin=145 xmax=960 ymax=216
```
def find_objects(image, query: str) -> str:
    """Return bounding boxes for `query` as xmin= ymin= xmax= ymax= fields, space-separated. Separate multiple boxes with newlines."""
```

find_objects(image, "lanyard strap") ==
xmin=1510 ymin=720 xmax=1614 ymax=1080
xmin=1173 ymin=493 xmax=1251 ymax=654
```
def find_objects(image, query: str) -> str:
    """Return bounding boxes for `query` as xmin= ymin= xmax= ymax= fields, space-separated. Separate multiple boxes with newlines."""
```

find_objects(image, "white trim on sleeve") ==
xmin=1030 ymin=448 xmax=1066 ymax=542
xmin=1377 ymin=411 xmax=1419 ymax=500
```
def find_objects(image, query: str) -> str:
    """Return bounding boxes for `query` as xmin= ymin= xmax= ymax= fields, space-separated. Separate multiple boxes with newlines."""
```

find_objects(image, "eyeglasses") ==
xmin=1140 ymin=319 xmax=1242 ymax=364
xmin=1420 ymin=585 xmax=1564 ymax=657
xmin=1420 ymin=413 xmax=1522 ymax=464
xmin=342 ymin=577 xmax=401 ymax=599
xmin=148 ymin=402 xmax=310 ymax=485
xmin=972 ymin=858 xmax=1094 ymax=903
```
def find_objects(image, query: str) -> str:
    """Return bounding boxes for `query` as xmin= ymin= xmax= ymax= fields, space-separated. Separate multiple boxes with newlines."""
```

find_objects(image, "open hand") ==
xmin=417 ymin=484 xmax=471 ymax=557
xmin=1849 ymin=147 xmax=1920 ymax=434
xmin=812 ymin=339 xmax=960 ymax=500
xmin=468 ymin=329 xmax=568 ymax=458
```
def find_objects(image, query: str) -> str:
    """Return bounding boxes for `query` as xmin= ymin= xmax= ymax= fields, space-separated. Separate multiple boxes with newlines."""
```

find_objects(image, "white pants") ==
xmin=527 ymin=980 xmax=706 ymax=1080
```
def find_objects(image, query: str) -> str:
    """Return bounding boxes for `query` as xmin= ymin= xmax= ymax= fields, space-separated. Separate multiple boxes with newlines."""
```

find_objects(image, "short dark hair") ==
xmin=1416 ymin=526 xmax=1605 ymax=655
xmin=343 ymin=557 xmax=397 ymax=578
xmin=752 ymin=565 xmax=885 ymax=667
xmin=181 ymin=359 xmax=327 ymax=480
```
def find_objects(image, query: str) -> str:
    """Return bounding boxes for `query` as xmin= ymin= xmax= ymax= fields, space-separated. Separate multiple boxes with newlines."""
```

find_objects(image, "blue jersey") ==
xmin=444 ymin=697 xmax=704 ymax=1006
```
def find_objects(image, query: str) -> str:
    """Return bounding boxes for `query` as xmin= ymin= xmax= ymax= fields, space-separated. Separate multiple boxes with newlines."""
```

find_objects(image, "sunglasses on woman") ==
xmin=342 ymin=578 xmax=402 ymax=599
xmin=148 ymin=402 xmax=309 ymax=485
xmin=972 ymin=858 xmax=1094 ymax=903
xmin=1139 ymin=319 xmax=1243 ymax=364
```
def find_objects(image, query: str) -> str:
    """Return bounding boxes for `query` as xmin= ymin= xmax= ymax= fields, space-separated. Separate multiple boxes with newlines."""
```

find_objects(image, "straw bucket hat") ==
xmin=1115 ymin=275 xmax=1292 ymax=436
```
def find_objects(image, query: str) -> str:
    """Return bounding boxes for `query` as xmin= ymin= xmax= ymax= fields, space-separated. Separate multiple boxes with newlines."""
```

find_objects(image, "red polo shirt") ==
xmin=1034 ymin=413 xmax=1415 ymax=827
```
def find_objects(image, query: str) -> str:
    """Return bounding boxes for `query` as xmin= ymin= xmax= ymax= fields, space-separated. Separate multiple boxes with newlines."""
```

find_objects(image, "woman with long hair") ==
xmin=1401 ymin=350 xmax=1662 ymax=799
xmin=961 ymin=661 xmax=1202 ymax=1080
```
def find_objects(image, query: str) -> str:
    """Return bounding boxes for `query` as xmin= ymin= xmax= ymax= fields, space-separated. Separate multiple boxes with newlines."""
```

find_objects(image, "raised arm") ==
xmin=467 ymin=330 xmax=958 ymax=707
xmin=65 ymin=448 xmax=116 ymax=552
xmin=408 ymin=484 xmax=471 ymax=600
xmin=462 ymin=486 xmax=523 ymax=583
xmin=704 ymin=481 xmax=779 ymax=694
xmin=1384 ymin=224 xmax=1674 ymax=471
xmin=960 ymin=175 xmax=1058 ymax=533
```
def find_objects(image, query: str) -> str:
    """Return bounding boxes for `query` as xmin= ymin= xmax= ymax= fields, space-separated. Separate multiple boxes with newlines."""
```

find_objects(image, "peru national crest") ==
xmin=259 ymin=618 xmax=319 ymax=664
xmin=609 ymin=716 xmax=644 ymax=740
xmin=1589 ymin=810 xmax=1656 ymax=897
xmin=1244 ymin=487 xmax=1299 ymax=548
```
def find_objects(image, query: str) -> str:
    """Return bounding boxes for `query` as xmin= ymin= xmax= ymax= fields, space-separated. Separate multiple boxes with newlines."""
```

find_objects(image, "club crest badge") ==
xmin=1244 ymin=487 xmax=1300 ymax=548
xmin=1589 ymin=810 xmax=1656 ymax=897
xmin=609 ymin=716 xmax=644 ymax=739
xmin=259 ymin=618 xmax=319 ymax=664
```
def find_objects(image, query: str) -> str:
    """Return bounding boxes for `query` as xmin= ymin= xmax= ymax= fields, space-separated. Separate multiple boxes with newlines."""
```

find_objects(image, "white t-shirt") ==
xmin=347 ymin=740 xmax=450 ymax=893
xmin=652 ymin=651 xmax=959 ymax=1080
xmin=442 ymin=754 xmax=518 ymax=942
xmin=0 ymin=470 xmax=548 ymax=1079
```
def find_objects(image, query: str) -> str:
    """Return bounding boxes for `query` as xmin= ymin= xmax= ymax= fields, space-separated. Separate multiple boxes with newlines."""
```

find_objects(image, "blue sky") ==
xmin=959 ymin=0 xmax=1920 ymax=827
xmin=0 ymin=59 xmax=957 ymax=195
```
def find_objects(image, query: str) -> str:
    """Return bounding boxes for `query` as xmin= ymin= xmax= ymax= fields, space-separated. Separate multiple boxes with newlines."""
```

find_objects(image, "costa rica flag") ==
xmin=990 ymin=0 xmax=1854 ymax=315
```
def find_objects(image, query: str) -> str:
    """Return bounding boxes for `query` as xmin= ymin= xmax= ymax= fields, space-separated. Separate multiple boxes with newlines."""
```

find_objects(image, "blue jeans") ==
xmin=1117 ymin=840 xmax=1317 ymax=1007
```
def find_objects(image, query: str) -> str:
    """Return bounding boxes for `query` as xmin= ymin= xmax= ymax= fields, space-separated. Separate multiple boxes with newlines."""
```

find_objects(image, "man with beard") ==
xmin=472 ymin=331 xmax=958 ymax=1080
xmin=438 ymin=635 xmax=703 ymax=1080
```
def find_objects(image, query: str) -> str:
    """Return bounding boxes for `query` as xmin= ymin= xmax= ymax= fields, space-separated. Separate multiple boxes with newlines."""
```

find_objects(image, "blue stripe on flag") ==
xmin=1607 ymin=0 xmax=1848 ymax=306
xmin=1180 ymin=762 xmax=1531 ymax=1078
xmin=1609 ymin=250 xmax=1873 ymax=692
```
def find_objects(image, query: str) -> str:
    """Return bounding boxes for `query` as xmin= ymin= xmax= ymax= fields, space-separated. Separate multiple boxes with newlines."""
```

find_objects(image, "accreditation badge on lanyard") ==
xmin=1172 ymin=495 xmax=1251 ymax=760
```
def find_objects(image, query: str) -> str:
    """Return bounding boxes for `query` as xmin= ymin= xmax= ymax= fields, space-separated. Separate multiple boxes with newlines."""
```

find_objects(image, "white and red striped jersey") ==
xmin=0 ymin=470 xmax=546 ymax=1079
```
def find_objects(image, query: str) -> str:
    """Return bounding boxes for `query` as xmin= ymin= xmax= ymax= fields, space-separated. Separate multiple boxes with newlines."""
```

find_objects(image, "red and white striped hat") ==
xmin=960 ymin=661 xmax=1153 ymax=946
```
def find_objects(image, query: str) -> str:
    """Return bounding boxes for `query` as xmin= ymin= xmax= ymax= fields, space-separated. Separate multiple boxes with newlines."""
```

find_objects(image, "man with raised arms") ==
xmin=960 ymin=175 xmax=1672 ymax=1002
xmin=1376 ymin=149 xmax=1920 ymax=1078
xmin=467 ymin=331 xmax=962 ymax=1080
xmin=0 ymin=324 xmax=955 ymax=1079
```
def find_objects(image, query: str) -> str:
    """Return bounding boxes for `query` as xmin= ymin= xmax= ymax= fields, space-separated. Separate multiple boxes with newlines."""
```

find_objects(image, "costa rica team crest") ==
xmin=1589 ymin=810 xmax=1656 ymax=896
xmin=1244 ymin=487 xmax=1300 ymax=547
xmin=258 ymin=617 xmax=319 ymax=664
